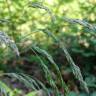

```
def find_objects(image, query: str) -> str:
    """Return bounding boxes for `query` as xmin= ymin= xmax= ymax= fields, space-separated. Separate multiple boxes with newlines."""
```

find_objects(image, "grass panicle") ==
xmin=0 ymin=31 xmax=19 ymax=56
xmin=29 ymin=1 xmax=56 ymax=23
xmin=39 ymin=29 xmax=89 ymax=93
xmin=63 ymin=17 xmax=96 ymax=32
xmin=31 ymin=48 xmax=60 ymax=96
xmin=32 ymin=45 xmax=69 ymax=94
xmin=0 ymin=72 xmax=50 ymax=96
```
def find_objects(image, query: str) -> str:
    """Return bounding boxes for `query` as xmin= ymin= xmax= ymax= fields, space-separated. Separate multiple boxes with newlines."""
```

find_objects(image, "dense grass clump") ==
xmin=1 ymin=0 xmax=96 ymax=96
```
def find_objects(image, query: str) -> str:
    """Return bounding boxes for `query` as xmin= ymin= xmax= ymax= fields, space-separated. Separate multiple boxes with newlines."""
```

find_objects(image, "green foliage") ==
xmin=0 ymin=0 xmax=96 ymax=96
xmin=0 ymin=73 xmax=49 ymax=96
xmin=25 ymin=91 xmax=37 ymax=96
xmin=25 ymin=90 xmax=46 ymax=96
xmin=0 ymin=80 xmax=12 ymax=95
xmin=0 ymin=80 xmax=22 ymax=96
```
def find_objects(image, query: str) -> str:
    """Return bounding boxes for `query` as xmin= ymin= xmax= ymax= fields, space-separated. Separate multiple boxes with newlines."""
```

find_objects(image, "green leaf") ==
xmin=25 ymin=91 xmax=37 ymax=96
xmin=0 ymin=80 xmax=12 ymax=95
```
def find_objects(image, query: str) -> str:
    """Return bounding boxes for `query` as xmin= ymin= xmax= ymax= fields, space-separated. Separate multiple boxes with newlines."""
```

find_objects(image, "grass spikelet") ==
xmin=0 ymin=72 xmax=50 ymax=96
xmin=39 ymin=29 xmax=89 ymax=93
xmin=63 ymin=17 xmax=96 ymax=31
xmin=0 ymin=31 xmax=19 ymax=56
xmin=28 ymin=2 xmax=56 ymax=23
xmin=31 ymin=48 xmax=61 ymax=96
xmin=32 ymin=45 xmax=69 ymax=95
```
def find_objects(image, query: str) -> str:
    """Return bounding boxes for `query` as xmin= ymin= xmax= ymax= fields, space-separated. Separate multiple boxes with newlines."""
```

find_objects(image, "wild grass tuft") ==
xmin=0 ymin=1 xmax=94 ymax=96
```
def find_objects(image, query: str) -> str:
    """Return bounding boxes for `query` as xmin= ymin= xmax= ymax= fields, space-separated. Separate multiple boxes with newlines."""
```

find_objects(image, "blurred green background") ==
xmin=0 ymin=0 xmax=96 ymax=95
